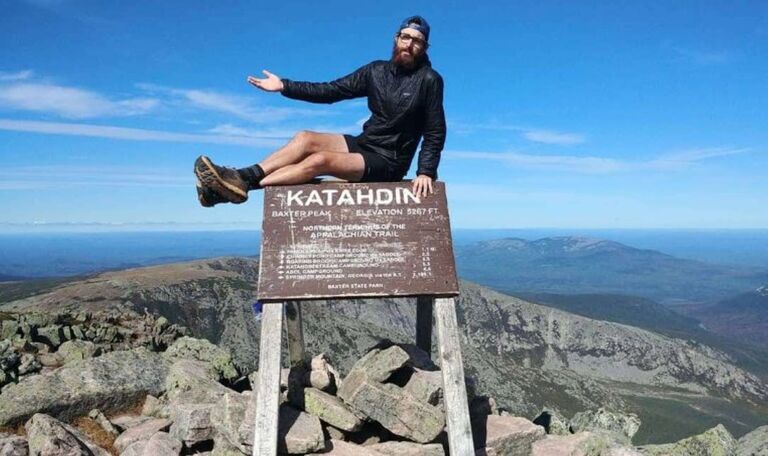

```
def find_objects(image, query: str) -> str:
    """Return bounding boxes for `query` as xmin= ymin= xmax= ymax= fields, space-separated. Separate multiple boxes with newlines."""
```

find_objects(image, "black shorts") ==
xmin=344 ymin=134 xmax=404 ymax=182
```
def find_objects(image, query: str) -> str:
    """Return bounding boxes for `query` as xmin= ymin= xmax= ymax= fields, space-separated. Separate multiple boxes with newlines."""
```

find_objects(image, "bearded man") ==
xmin=194 ymin=15 xmax=446 ymax=206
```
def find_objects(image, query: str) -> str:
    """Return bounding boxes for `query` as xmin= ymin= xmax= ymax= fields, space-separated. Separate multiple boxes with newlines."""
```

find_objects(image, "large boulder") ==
xmin=168 ymin=403 xmax=215 ymax=447
xmin=368 ymin=441 xmax=445 ymax=455
xmin=277 ymin=405 xmax=325 ymax=455
xmin=0 ymin=433 xmax=28 ymax=456
xmin=0 ymin=348 xmax=170 ymax=426
xmin=164 ymin=359 xmax=233 ymax=405
xmin=531 ymin=432 xmax=612 ymax=456
xmin=300 ymin=388 xmax=362 ymax=432
xmin=25 ymin=413 xmax=110 ymax=456
xmin=163 ymin=337 xmax=239 ymax=382
xmin=737 ymin=425 xmax=768 ymax=456
xmin=638 ymin=424 xmax=737 ymax=456
xmin=308 ymin=439 xmax=386 ymax=455
xmin=121 ymin=431 xmax=182 ymax=456
xmin=57 ymin=340 xmax=101 ymax=364
xmin=569 ymin=408 xmax=641 ymax=445
xmin=474 ymin=415 xmax=546 ymax=456
xmin=113 ymin=418 xmax=172 ymax=453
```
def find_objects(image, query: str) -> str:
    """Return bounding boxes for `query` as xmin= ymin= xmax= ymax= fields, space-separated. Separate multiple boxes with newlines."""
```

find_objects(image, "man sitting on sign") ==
xmin=194 ymin=15 xmax=446 ymax=206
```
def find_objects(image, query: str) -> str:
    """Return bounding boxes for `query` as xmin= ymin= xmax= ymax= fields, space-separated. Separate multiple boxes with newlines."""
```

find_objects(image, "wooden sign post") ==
xmin=253 ymin=181 xmax=473 ymax=456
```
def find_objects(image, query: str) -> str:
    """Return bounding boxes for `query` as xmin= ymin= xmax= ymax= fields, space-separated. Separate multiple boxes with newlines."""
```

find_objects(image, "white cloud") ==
xmin=0 ymin=70 xmax=34 ymax=82
xmin=0 ymin=165 xmax=189 ymax=189
xmin=0 ymin=119 xmax=285 ymax=147
xmin=522 ymin=129 xmax=586 ymax=145
xmin=446 ymin=146 xmax=754 ymax=174
xmin=136 ymin=83 xmax=330 ymax=122
xmin=0 ymin=82 xmax=159 ymax=118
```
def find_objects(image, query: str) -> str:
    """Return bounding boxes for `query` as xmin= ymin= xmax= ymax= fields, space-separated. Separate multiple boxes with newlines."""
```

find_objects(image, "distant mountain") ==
xmin=689 ymin=286 xmax=768 ymax=349
xmin=0 ymin=274 xmax=26 ymax=283
xmin=3 ymin=257 xmax=768 ymax=444
xmin=455 ymin=236 xmax=768 ymax=305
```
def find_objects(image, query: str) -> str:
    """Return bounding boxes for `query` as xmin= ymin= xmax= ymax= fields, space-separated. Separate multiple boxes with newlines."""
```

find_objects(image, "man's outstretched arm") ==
xmin=248 ymin=64 xmax=371 ymax=104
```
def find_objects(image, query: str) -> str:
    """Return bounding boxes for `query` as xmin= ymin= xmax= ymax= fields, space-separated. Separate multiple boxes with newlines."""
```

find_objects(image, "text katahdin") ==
xmin=285 ymin=188 xmax=421 ymax=206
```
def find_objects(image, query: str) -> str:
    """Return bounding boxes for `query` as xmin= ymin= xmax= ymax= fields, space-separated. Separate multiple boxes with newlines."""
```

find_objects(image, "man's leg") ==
xmin=260 ymin=151 xmax=365 ymax=186
xmin=246 ymin=131 xmax=349 ymax=177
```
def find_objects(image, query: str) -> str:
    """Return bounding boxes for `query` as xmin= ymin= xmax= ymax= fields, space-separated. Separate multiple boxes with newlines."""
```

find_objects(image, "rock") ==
xmin=110 ymin=415 xmax=155 ymax=433
xmin=153 ymin=316 xmax=169 ymax=335
xmin=121 ymin=432 xmax=182 ymax=456
xmin=533 ymin=410 xmax=570 ymax=436
xmin=0 ymin=348 xmax=170 ymax=426
xmin=403 ymin=369 xmax=443 ymax=407
xmin=35 ymin=353 xmax=61 ymax=368
xmin=306 ymin=353 xmax=339 ymax=392
xmin=88 ymin=409 xmax=119 ymax=436
xmin=347 ymin=346 xmax=410 ymax=384
xmin=140 ymin=395 xmax=168 ymax=418
xmin=211 ymin=392 xmax=250 ymax=453
xmin=0 ymin=341 xmax=20 ymax=372
xmin=603 ymin=446 xmax=643 ymax=456
xmin=35 ymin=325 xmax=63 ymax=348
xmin=163 ymin=337 xmax=238 ymax=382
xmin=531 ymin=432 xmax=611 ymax=456
xmin=300 ymin=388 xmax=362 ymax=432
xmin=277 ymin=405 xmax=325 ymax=455
xmin=339 ymin=377 xmax=443 ymax=443
xmin=1 ymin=320 xmax=20 ymax=340
xmin=164 ymin=359 xmax=233 ymax=405
xmin=25 ymin=413 xmax=110 ymax=456
xmin=639 ymin=424 xmax=737 ymax=456
xmin=569 ymin=408 xmax=641 ymax=445
xmin=323 ymin=423 xmax=346 ymax=441
xmin=307 ymin=439 xmax=386 ymax=455
xmin=211 ymin=437 xmax=248 ymax=456
xmin=474 ymin=415 xmax=546 ymax=455
xmin=57 ymin=340 xmax=101 ymax=364
xmin=737 ymin=425 xmax=768 ymax=456
xmin=367 ymin=441 xmax=445 ymax=455
xmin=113 ymin=418 xmax=172 ymax=453
xmin=168 ymin=403 xmax=215 ymax=446
xmin=71 ymin=325 xmax=85 ymax=340
xmin=0 ymin=434 xmax=28 ymax=456
xmin=17 ymin=354 xmax=41 ymax=376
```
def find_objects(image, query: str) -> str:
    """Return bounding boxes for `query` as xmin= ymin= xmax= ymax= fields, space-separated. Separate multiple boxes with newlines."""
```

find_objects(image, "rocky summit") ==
xmin=1 ymin=257 xmax=768 ymax=454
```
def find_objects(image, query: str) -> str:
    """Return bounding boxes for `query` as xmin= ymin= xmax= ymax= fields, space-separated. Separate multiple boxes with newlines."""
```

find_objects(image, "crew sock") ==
xmin=237 ymin=164 xmax=266 ymax=190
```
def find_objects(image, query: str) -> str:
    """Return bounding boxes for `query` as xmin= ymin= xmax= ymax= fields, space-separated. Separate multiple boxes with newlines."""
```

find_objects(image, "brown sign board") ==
xmin=257 ymin=181 xmax=459 ymax=302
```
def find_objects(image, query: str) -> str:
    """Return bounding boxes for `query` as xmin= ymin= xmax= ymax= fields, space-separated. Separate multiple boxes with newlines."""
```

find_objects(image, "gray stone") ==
xmin=71 ymin=325 xmax=85 ymax=340
xmin=267 ymin=405 xmax=325 ymax=455
xmin=604 ymin=446 xmax=643 ymax=456
xmin=110 ymin=415 xmax=155 ymax=433
xmin=168 ymin=403 xmax=215 ymax=446
xmin=0 ymin=348 xmax=170 ymax=426
xmin=0 ymin=434 xmax=28 ymax=456
xmin=475 ymin=415 xmax=546 ymax=456
xmin=306 ymin=353 xmax=339 ymax=392
xmin=164 ymin=359 xmax=233 ymax=405
xmin=638 ymin=424 xmax=737 ymax=456
xmin=141 ymin=395 xmax=168 ymax=418
xmin=738 ymin=425 xmax=768 ymax=456
xmin=211 ymin=391 xmax=250 ymax=454
xmin=307 ymin=439 xmax=386 ymax=455
xmin=121 ymin=432 xmax=182 ymax=456
xmin=163 ymin=337 xmax=238 ymax=382
xmin=57 ymin=340 xmax=101 ymax=364
xmin=531 ymin=432 xmax=612 ymax=456
xmin=569 ymin=408 xmax=641 ymax=445
xmin=153 ymin=316 xmax=169 ymax=335
xmin=404 ymin=369 xmax=443 ymax=407
xmin=113 ymin=418 xmax=172 ymax=453
xmin=87 ymin=409 xmax=119 ymax=436
xmin=339 ymin=376 xmax=444 ymax=443
xmin=17 ymin=354 xmax=41 ymax=376
xmin=25 ymin=413 xmax=110 ymax=456
xmin=35 ymin=353 xmax=61 ymax=368
xmin=368 ymin=441 xmax=445 ymax=456
xmin=301 ymin=388 xmax=362 ymax=432
xmin=35 ymin=325 xmax=63 ymax=348
xmin=1 ymin=321 xmax=20 ymax=341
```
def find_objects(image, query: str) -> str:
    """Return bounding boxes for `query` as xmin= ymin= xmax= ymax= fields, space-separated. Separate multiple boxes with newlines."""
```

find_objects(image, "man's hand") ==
xmin=412 ymin=175 xmax=433 ymax=198
xmin=247 ymin=70 xmax=284 ymax=92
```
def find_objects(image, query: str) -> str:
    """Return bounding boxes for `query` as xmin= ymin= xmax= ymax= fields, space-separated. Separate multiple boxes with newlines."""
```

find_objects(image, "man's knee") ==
xmin=293 ymin=130 xmax=320 ymax=153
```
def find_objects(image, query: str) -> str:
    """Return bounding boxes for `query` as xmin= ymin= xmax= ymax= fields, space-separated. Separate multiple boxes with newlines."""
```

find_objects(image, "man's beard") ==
xmin=391 ymin=43 xmax=426 ymax=70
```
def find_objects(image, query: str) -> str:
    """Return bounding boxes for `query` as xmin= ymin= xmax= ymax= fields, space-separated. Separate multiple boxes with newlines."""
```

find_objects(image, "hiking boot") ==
xmin=194 ymin=155 xmax=248 ymax=204
xmin=196 ymin=177 xmax=230 ymax=207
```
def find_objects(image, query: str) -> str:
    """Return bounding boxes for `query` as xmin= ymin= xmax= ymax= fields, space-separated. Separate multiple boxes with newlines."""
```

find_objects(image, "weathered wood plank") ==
xmin=285 ymin=300 xmax=305 ymax=367
xmin=252 ymin=302 xmax=284 ymax=456
xmin=416 ymin=296 xmax=433 ymax=357
xmin=434 ymin=297 xmax=474 ymax=455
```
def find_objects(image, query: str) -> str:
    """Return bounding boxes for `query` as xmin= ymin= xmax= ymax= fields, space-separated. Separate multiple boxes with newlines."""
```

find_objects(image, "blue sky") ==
xmin=1 ymin=0 xmax=766 ymax=230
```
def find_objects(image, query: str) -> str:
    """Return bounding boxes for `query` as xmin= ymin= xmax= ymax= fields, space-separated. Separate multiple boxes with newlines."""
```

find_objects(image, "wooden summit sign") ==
xmin=257 ymin=181 xmax=459 ymax=301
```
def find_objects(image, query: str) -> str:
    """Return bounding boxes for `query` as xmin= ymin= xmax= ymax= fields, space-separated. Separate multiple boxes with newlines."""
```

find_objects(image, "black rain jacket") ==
xmin=280 ymin=58 xmax=446 ymax=179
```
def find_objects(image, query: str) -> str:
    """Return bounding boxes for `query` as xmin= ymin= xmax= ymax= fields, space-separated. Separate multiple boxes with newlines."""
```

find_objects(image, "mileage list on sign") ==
xmin=257 ymin=181 xmax=459 ymax=301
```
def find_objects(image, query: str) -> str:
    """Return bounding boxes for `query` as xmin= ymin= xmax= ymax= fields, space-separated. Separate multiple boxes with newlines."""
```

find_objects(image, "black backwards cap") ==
xmin=399 ymin=15 xmax=431 ymax=42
